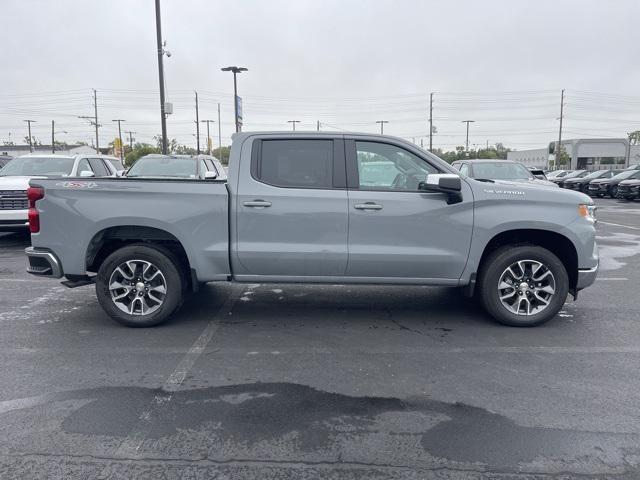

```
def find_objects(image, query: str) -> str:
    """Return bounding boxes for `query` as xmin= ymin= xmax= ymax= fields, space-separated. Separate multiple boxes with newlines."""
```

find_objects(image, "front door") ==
xmin=235 ymin=137 xmax=349 ymax=278
xmin=345 ymin=139 xmax=473 ymax=281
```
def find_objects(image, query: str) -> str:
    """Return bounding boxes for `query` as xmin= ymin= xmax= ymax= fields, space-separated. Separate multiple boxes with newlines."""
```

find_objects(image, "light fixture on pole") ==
xmin=287 ymin=120 xmax=301 ymax=131
xmin=376 ymin=120 xmax=389 ymax=135
xmin=221 ymin=66 xmax=248 ymax=133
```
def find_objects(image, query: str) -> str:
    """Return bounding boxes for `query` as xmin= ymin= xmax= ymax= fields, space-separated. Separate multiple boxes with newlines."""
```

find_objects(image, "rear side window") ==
xmin=256 ymin=139 xmax=333 ymax=189
xmin=459 ymin=164 xmax=470 ymax=176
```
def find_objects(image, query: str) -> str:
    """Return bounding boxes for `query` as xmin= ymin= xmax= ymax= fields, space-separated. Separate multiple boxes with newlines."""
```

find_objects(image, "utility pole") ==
xmin=126 ymin=131 xmax=136 ymax=150
xmin=201 ymin=120 xmax=215 ymax=155
xmin=556 ymin=88 xmax=565 ymax=170
xmin=23 ymin=120 xmax=36 ymax=152
xmin=317 ymin=120 xmax=320 ymax=131
xmin=51 ymin=120 xmax=55 ymax=153
xmin=429 ymin=92 xmax=433 ymax=152
xmin=194 ymin=91 xmax=200 ymax=154
xmin=112 ymin=119 xmax=125 ymax=162
xmin=376 ymin=120 xmax=389 ymax=134
xmin=155 ymin=0 xmax=168 ymax=154
xmin=287 ymin=120 xmax=300 ymax=131
xmin=93 ymin=89 xmax=99 ymax=151
xmin=461 ymin=120 xmax=475 ymax=152
xmin=221 ymin=66 xmax=248 ymax=133
xmin=217 ymin=103 xmax=222 ymax=154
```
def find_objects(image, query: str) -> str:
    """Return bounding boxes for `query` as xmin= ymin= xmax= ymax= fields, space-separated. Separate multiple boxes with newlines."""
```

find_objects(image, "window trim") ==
xmin=250 ymin=137 xmax=346 ymax=190
xmin=345 ymin=138 xmax=445 ymax=192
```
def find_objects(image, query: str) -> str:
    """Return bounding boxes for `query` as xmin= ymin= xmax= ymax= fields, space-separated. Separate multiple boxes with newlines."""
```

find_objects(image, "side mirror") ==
xmin=79 ymin=170 xmax=95 ymax=178
xmin=419 ymin=174 xmax=463 ymax=204
xmin=115 ymin=170 xmax=125 ymax=177
xmin=204 ymin=171 xmax=218 ymax=180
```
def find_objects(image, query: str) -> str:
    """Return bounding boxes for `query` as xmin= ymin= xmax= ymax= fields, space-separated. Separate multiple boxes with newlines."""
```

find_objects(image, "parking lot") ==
xmin=0 ymin=197 xmax=638 ymax=479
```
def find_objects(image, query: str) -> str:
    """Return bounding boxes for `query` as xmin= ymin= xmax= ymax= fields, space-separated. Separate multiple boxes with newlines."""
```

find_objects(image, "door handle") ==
xmin=243 ymin=200 xmax=272 ymax=208
xmin=353 ymin=202 xmax=383 ymax=210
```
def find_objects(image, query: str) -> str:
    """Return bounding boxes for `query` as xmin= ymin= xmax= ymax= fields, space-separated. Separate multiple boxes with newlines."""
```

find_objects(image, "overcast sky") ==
xmin=3 ymin=0 xmax=640 ymax=151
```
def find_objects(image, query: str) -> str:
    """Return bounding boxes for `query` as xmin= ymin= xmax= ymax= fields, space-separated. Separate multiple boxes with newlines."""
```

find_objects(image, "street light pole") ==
xmin=23 ymin=120 xmax=36 ymax=152
xmin=51 ymin=120 xmax=55 ymax=153
xmin=126 ymin=131 xmax=136 ymax=150
xmin=155 ymin=0 xmax=168 ymax=154
xmin=217 ymin=103 xmax=222 ymax=154
xmin=429 ymin=92 xmax=434 ymax=152
xmin=112 ymin=119 xmax=126 ymax=162
xmin=461 ymin=120 xmax=475 ymax=152
xmin=287 ymin=120 xmax=300 ymax=131
xmin=376 ymin=120 xmax=389 ymax=134
xmin=194 ymin=91 xmax=200 ymax=154
xmin=201 ymin=120 xmax=215 ymax=155
xmin=221 ymin=66 xmax=248 ymax=133
xmin=93 ymin=89 xmax=99 ymax=151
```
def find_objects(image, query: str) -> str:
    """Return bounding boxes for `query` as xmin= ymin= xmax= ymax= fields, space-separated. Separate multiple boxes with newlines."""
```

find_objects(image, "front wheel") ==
xmin=478 ymin=245 xmax=569 ymax=327
xmin=96 ymin=244 xmax=184 ymax=327
xmin=610 ymin=186 xmax=618 ymax=198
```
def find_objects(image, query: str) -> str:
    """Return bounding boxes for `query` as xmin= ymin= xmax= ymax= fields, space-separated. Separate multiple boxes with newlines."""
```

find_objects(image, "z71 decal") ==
xmin=55 ymin=181 xmax=99 ymax=189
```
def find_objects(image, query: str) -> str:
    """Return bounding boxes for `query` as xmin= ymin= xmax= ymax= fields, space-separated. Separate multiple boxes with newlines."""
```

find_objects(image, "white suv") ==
xmin=0 ymin=153 xmax=120 ymax=232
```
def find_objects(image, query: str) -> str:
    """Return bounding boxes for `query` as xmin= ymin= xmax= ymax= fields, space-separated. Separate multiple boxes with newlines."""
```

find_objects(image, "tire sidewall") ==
xmin=96 ymin=245 xmax=183 ymax=327
xmin=479 ymin=246 xmax=569 ymax=327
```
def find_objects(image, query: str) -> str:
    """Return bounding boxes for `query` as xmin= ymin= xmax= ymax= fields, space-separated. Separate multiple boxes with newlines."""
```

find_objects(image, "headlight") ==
xmin=578 ymin=204 xmax=597 ymax=222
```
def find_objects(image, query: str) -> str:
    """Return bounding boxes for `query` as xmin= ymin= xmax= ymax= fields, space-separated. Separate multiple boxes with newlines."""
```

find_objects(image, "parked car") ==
xmin=0 ymin=153 xmax=119 ymax=232
xmin=546 ymin=170 xmax=572 ymax=179
xmin=550 ymin=170 xmax=587 ymax=188
xmin=616 ymin=178 xmax=640 ymax=200
xmin=126 ymin=154 xmax=227 ymax=181
xmin=588 ymin=169 xmax=640 ymax=198
xmin=26 ymin=132 xmax=598 ymax=328
xmin=0 ymin=155 xmax=13 ymax=169
xmin=450 ymin=159 xmax=557 ymax=187
xmin=528 ymin=168 xmax=548 ymax=180
xmin=563 ymin=169 xmax=623 ymax=193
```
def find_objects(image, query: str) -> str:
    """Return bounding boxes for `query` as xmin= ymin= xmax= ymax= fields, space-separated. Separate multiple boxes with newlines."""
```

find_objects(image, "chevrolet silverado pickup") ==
xmin=25 ymin=132 xmax=599 ymax=327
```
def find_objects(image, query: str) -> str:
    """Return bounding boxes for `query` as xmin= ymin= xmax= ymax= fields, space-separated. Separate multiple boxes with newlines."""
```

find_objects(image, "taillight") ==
xmin=27 ymin=186 xmax=44 ymax=234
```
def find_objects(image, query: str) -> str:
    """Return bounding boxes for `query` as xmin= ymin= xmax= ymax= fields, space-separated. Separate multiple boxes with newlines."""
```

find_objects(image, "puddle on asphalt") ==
xmin=596 ymin=231 xmax=640 ymax=270
xmin=1 ymin=382 xmax=637 ymax=471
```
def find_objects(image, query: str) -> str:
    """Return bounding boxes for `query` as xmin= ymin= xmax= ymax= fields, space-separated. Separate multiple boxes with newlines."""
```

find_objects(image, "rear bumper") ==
xmin=576 ymin=264 xmax=598 ymax=290
xmin=25 ymin=247 xmax=63 ymax=278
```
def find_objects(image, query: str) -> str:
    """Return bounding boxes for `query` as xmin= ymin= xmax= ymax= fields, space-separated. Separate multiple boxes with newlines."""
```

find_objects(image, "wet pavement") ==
xmin=1 ymin=198 xmax=640 ymax=479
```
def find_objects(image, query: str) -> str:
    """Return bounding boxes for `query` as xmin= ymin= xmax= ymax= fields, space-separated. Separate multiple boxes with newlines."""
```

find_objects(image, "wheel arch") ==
xmin=477 ymin=229 xmax=578 ymax=293
xmin=86 ymin=225 xmax=194 ymax=288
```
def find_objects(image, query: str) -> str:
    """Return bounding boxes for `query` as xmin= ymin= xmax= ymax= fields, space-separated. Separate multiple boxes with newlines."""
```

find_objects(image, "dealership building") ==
xmin=507 ymin=138 xmax=640 ymax=170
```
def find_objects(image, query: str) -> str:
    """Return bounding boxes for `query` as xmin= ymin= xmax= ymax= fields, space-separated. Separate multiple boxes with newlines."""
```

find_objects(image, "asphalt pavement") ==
xmin=1 ymin=198 xmax=640 ymax=479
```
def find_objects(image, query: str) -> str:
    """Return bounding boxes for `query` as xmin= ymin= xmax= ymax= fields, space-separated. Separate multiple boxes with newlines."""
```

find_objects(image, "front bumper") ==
xmin=576 ymin=264 xmax=598 ymax=290
xmin=0 ymin=209 xmax=28 ymax=231
xmin=25 ymin=247 xmax=63 ymax=278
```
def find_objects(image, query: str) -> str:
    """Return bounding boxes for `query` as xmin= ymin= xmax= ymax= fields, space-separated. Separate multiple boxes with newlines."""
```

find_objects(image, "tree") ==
xmin=124 ymin=143 xmax=160 ymax=167
xmin=628 ymin=130 xmax=640 ymax=145
xmin=212 ymin=146 xmax=231 ymax=165
xmin=556 ymin=145 xmax=570 ymax=166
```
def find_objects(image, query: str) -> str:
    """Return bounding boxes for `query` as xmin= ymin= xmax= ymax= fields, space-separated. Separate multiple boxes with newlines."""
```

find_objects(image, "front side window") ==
xmin=77 ymin=159 xmax=93 ymax=175
xmin=257 ymin=139 xmax=333 ymax=188
xmin=459 ymin=164 xmax=470 ymax=176
xmin=355 ymin=141 xmax=437 ymax=191
xmin=88 ymin=158 xmax=109 ymax=177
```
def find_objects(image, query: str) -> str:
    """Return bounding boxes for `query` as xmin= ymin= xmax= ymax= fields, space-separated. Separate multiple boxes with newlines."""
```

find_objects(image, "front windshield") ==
xmin=127 ymin=156 xmax=197 ymax=178
xmin=0 ymin=156 xmax=75 ymax=176
xmin=471 ymin=162 xmax=533 ymax=180
xmin=563 ymin=170 xmax=587 ymax=179
xmin=582 ymin=170 xmax=608 ymax=180
xmin=547 ymin=170 xmax=566 ymax=178
xmin=611 ymin=170 xmax=640 ymax=181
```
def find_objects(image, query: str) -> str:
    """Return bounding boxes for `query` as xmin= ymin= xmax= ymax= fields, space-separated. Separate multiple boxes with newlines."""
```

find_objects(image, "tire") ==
xmin=477 ymin=245 xmax=569 ymax=327
xmin=610 ymin=186 xmax=618 ymax=198
xmin=96 ymin=244 xmax=184 ymax=327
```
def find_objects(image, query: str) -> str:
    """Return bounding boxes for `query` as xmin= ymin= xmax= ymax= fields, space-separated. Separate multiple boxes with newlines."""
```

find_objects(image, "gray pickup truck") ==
xmin=25 ymin=132 xmax=598 ymax=327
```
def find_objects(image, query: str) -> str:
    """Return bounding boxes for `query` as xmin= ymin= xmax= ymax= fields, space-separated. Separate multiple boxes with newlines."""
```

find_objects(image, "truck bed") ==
xmin=29 ymin=178 xmax=231 ymax=281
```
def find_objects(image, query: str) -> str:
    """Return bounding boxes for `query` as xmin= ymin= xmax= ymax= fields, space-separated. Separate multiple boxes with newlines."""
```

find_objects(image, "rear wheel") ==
xmin=610 ymin=186 xmax=618 ymax=198
xmin=478 ymin=245 xmax=569 ymax=327
xmin=96 ymin=244 xmax=184 ymax=327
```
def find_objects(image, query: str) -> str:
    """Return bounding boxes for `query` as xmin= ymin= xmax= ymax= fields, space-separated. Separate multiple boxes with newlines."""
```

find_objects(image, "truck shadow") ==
xmin=0 ymin=231 xmax=31 ymax=249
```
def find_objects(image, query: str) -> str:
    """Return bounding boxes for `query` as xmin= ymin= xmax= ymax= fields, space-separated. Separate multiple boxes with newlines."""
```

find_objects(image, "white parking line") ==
xmin=598 ymin=221 xmax=640 ymax=231
xmin=596 ymin=277 xmax=628 ymax=281
xmin=108 ymin=285 xmax=242 ymax=461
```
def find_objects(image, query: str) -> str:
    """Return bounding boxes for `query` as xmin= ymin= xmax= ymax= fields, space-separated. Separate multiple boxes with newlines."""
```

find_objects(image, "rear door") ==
xmin=235 ymin=137 xmax=349 ymax=278
xmin=345 ymin=138 xmax=474 ymax=280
